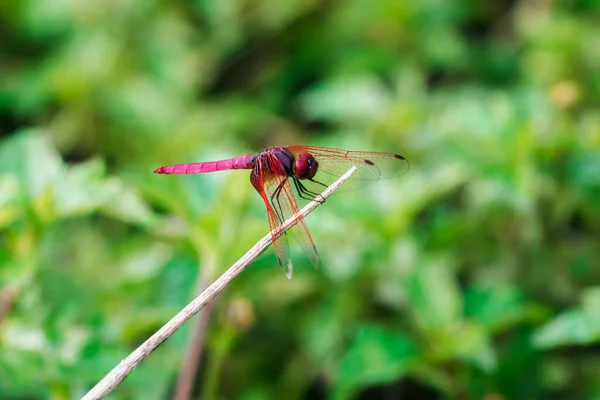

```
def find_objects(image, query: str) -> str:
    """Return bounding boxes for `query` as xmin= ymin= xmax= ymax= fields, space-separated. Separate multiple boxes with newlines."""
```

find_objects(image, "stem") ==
xmin=81 ymin=166 xmax=357 ymax=400
xmin=0 ymin=287 xmax=18 ymax=327
xmin=172 ymin=250 xmax=216 ymax=400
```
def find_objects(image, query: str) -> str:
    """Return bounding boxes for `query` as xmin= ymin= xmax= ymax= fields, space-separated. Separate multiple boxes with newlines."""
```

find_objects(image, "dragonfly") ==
xmin=154 ymin=146 xmax=409 ymax=278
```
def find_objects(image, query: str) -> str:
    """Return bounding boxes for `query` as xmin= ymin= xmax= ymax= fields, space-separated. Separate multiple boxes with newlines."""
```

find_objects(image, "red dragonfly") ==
xmin=155 ymin=146 xmax=409 ymax=277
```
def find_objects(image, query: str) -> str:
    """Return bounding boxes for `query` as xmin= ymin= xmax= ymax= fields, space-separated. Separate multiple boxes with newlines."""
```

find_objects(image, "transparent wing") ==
xmin=285 ymin=145 xmax=409 ymax=195
xmin=251 ymin=156 xmax=320 ymax=278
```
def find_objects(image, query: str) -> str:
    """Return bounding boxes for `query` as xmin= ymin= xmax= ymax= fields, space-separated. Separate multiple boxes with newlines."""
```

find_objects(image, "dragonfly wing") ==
xmin=266 ymin=174 xmax=321 ymax=270
xmin=251 ymin=167 xmax=293 ymax=278
xmin=252 ymin=157 xmax=320 ymax=278
xmin=286 ymin=145 xmax=409 ymax=195
xmin=267 ymin=176 xmax=320 ymax=268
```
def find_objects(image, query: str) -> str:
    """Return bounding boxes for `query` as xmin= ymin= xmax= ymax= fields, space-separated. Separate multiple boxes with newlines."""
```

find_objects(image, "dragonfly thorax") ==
xmin=255 ymin=147 xmax=319 ymax=180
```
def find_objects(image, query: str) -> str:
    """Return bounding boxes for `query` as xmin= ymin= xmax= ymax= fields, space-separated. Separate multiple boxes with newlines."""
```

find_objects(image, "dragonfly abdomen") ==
xmin=154 ymin=154 xmax=255 ymax=174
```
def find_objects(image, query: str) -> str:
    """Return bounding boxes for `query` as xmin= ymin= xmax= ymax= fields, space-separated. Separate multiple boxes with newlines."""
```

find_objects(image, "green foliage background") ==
xmin=1 ymin=0 xmax=600 ymax=399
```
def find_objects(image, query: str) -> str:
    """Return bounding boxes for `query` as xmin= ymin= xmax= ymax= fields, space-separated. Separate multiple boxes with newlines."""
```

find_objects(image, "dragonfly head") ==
xmin=294 ymin=153 xmax=319 ymax=180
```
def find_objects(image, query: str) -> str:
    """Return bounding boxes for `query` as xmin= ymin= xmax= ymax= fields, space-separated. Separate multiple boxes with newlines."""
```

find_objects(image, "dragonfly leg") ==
xmin=270 ymin=177 xmax=289 ymax=223
xmin=293 ymin=178 xmax=325 ymax=204
xmin=291 ymin=178 xmax=315 ymax=200
xmin=306 ymin=179 xmax=327 ymax=203
xmin=308 ymin=178 xmax=328 ymax=189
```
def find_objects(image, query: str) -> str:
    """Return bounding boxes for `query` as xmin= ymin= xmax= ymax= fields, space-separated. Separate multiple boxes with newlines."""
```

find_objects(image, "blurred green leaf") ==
xmin=450 ymin=322 xmax=497 ymax=372
xmin=0 ymin=175 xmax=21 ymax=228
xmin=407 ymin=257 xmax=461 ymax=334
xmin=533 ymin=287 xmax=600 ymax=349
xmin=300 ymin=76 xmax=392 ymax=125
xmin=0 ymin=129 xmax=63 ymax=199
xmin=532 ymin=309 xmax=600 ymax=348
xmin=464 ymin=285 xmax=530 ymax=331
xmin=50 ymin=158 xmax=110 ymax=219
xmin=334 ymin=325 xmax=418 ymax=399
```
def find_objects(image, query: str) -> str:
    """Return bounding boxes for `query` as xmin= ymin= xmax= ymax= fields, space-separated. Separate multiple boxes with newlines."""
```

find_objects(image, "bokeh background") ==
xmin=1 ymin=0 xmax=600 ymax=399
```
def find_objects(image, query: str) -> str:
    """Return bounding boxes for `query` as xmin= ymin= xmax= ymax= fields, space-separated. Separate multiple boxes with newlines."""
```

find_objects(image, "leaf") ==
xmin=464 ymin=285 xmax=529 ymax=331
xmin=0 ymin=256 xmax=37 ymax=289
xmin=101 ymin=177 xmax=155 ymax=226
xmin=299 ymin=76 xmax=392 ymax=124
xmin=51 ymin=158 xmax=109 ymax=219
xmin=21 ymin=0 xmax=79 ymax=37
xmin=51 ymin=158 xmax=154 ymax=225
xmin=0 ymin=129 xmax=63 ymax=199
xmin=407 ymin=257 xmax=461 ymax=334
xmin=582 ymin=287 xmax=600 ymax=312
xmin=532 ymin=287 xmax=600 ymax=349
xmin=449 ymin=322 xmax=497 ymax=372
xmin=532 ymin=310 xmax=600 ymax=348
xmin=0 ymin=175 xmax=22 ymax=228
xmin=334 ymin=325 xmax=418 ymax=399
xmin=301 ymin=297 xmax=348 ymax=368
xmin=119 ymin=244 xmax=172 ymax=283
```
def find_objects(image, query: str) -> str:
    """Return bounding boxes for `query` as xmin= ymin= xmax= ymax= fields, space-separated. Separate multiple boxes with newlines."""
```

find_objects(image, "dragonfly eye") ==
xmin=294 ymin=153 xmax=319 ymax=180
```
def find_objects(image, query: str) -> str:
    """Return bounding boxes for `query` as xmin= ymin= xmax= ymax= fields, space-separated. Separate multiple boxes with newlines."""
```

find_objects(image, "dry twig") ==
xmin=81 ymin=165 xmax=357 ymax=400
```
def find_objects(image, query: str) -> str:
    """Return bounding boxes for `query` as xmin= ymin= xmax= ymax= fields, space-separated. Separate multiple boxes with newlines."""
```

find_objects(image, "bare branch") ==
xmin=82 ymin=166 xmax=357 ymax=400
